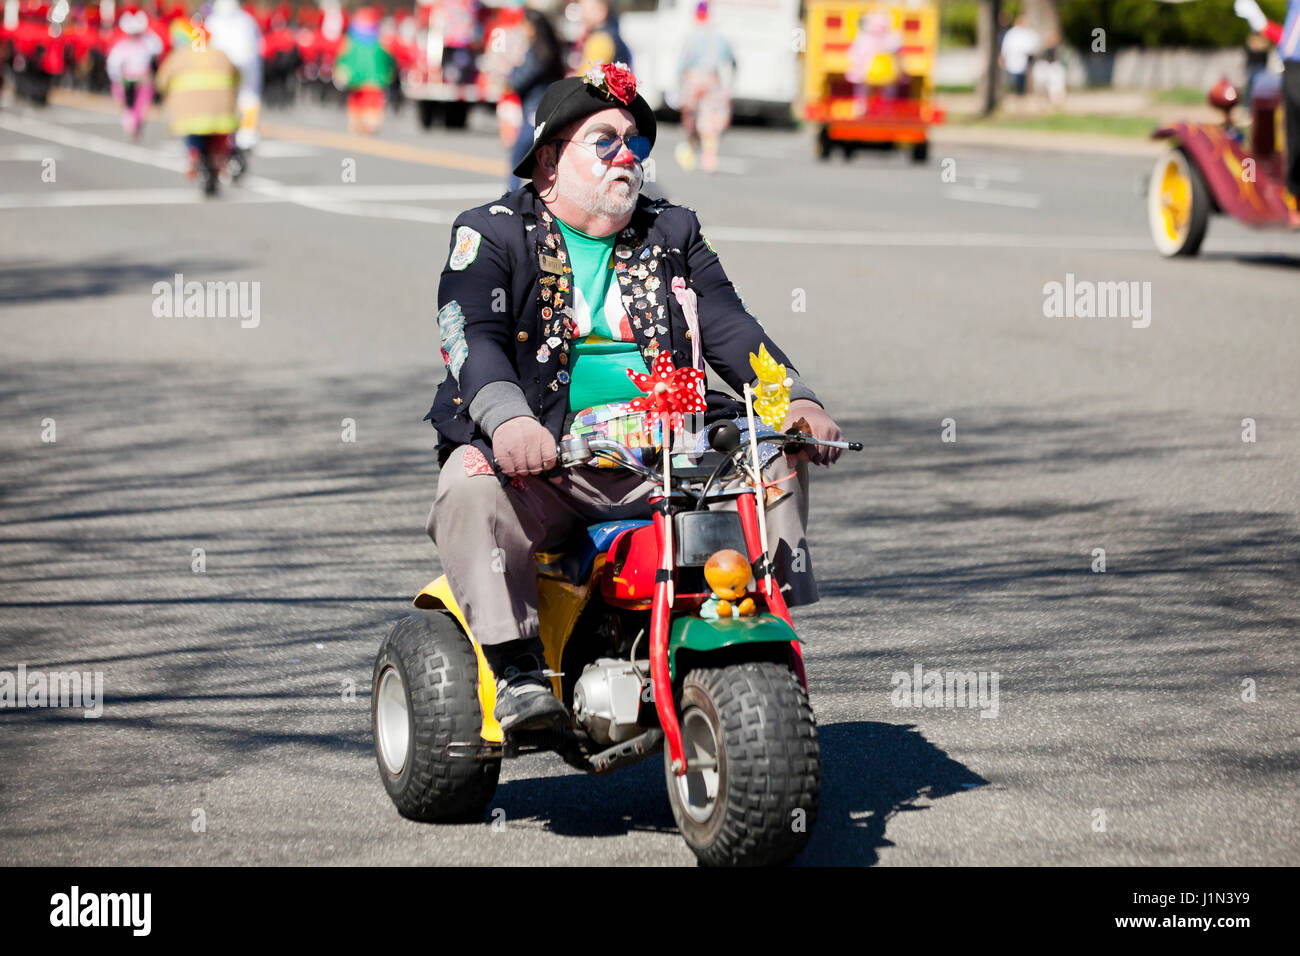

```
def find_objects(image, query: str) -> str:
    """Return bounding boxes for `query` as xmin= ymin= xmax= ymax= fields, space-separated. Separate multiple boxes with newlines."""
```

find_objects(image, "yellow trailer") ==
xmin=802 ymin=1 xmax=944 ymax=162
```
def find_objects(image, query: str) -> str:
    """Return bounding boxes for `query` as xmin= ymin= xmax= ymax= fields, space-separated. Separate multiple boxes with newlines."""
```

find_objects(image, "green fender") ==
xmin=668 ymin=613 xmax=801 ymax=680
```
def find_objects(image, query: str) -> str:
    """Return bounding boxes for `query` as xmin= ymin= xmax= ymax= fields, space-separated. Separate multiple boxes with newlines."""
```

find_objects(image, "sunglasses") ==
xmin=557 ymin=132 xmax=652 ymax=163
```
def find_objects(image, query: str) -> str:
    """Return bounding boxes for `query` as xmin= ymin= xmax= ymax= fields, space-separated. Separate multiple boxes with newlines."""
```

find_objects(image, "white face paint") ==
xmin=560 ymin=150 xmax=643 ymax=218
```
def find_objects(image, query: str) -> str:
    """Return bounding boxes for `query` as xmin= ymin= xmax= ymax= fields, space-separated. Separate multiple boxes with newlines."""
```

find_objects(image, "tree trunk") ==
xmin=976 ymin=0 xmax=1001 ymax=115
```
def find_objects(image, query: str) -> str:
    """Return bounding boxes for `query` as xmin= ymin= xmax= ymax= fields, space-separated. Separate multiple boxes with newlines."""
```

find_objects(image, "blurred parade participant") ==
xmin=294 ymin=4 xmax=326 ymax=100
xmin=106 ymin=9 xmax=161 ymax=139
xmin=573 ymin=0 xmax=630 ymax=75
xmin=320 ymin=0 xmax=347 ymax=103
xmin=205 ymin=0 xmax=262 ymax=161
xmin=505 ymin=7 xmax=565 ymax=191
xmin=387 ymin=8 xmax=418 ymax=114
xmin=436 ymin=0 xmax=479 ymax=84
xmin=845 ymin=7 xmax=901 ymax=116
xmin=1032 ymin=34 xmax=1066 ymax=109
xmin=155 ymin=17 xmax=240 ymax=191
xmin=333 ymin=5 xmax=394 ymax=134
xmin=261 ymin=3 xmax=300 ymax=107
xmin=11 ymin=0 xmax=67 ymax=105
xmin=1234 ymin=0 xmax=1300 ymax=212
xmin=675 ymin=1 xmax=734 ymax=173
xmin=999 ymin=14 xmax=1039 ymax=99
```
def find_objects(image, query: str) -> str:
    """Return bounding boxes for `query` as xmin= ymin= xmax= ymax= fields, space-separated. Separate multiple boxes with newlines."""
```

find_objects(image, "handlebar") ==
xmin=555 ymin=427 xmax=863 ymax=499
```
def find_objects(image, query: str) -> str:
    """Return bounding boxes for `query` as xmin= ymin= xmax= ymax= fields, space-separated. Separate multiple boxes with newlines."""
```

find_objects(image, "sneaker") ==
xmin=485 ymin=643 xmax=568 ymax=733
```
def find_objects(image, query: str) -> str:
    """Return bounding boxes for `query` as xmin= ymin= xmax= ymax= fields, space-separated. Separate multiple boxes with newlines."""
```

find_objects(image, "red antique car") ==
xmin=1148 ymin=77 xmax=1297 ymax=256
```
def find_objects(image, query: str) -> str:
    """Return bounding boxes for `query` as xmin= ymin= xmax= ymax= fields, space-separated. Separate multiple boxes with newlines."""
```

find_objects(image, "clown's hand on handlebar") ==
xmin=492 ymin=415 xmax=558 ymax=477
xmin=782 ymin=417 xmax=864 ymax=453
xmin=780 ymin=399 xmax=848 ymax=465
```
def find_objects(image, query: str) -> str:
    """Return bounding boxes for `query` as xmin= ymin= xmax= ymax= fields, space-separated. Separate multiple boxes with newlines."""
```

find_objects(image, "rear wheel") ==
xmin=417 ymin=100 xmax=437 ymax=130
xmin=815 ymin=126 xmax=832 ymax=161
xmin=444 ymin=102 xmax=469 ymax=129
xmin=910 ymin=140 xmax=929 ymax=163
xmin=1149 ymin=147 xmax=1210 ymax=257
xmin=372 ymin=611 xmax=500 ymax=821
xmin=665 ymin=662 xmax=820 ymax=866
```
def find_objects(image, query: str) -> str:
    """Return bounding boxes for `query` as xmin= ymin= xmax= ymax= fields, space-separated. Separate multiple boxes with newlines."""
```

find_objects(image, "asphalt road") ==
xmin=1 ymin=91 xmax=1297 ymax=866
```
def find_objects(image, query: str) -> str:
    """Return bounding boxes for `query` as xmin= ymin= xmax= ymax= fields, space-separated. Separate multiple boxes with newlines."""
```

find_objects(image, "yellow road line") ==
xmin=259 ymin=121 xmax=505 ymax=175
xmin=48 ymin=87 xmax=506 ymax=175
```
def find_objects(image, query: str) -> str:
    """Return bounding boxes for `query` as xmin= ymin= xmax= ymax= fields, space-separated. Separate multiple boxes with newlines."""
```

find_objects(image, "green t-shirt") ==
xmin=556 ymin=218 xmax=644 ymax=413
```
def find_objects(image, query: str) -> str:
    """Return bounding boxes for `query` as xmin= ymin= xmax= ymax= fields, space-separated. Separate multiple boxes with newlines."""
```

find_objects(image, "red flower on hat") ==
xmin=626 ymin=354 xmax=706 ymax=430
xmin=600 ymin=62 xmax=637 ymax=105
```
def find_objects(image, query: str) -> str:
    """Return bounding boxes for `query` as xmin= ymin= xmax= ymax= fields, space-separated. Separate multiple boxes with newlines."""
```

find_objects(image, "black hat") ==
xmin=512 ymin=66 xmax=657 ymax=180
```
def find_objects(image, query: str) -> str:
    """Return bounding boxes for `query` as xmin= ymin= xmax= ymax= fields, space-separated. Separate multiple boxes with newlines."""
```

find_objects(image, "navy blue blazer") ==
xmin=424 ymin=183 xmax=818 ymax=483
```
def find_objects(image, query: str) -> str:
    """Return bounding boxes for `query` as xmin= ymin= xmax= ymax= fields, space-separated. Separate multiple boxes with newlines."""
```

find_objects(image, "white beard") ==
xmin=563 ymin=164 xmax=642 ymax=217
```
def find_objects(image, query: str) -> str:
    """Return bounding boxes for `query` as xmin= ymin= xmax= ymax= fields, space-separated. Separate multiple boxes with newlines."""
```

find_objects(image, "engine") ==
xmin=572 ymin=659 xmax=645 ymax=747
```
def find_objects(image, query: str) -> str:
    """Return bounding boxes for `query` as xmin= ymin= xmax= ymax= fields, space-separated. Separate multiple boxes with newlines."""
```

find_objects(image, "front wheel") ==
xmin=372 ymin=611 xmax=500 ymax=821
xmin=1148 ymin=147 xmax=1210 ymax=257
xmin=665 ymin=661 xmax=820 ymax=866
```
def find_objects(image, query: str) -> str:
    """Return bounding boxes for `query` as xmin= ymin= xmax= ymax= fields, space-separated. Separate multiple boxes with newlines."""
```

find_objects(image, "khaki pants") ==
xmin=427 ymin=445 xmax=820 ymax=646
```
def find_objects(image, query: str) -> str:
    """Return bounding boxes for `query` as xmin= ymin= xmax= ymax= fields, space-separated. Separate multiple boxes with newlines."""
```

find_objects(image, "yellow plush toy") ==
xmin=700 ymin=549 xmax=757 ymax=619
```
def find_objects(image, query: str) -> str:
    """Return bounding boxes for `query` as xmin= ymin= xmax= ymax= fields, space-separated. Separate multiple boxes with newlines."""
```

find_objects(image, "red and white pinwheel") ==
xmin=626 ymin=354 xmax=707 ymax=430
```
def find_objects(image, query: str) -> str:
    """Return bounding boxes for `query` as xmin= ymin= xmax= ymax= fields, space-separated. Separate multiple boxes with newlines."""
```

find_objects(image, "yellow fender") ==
xmin=412 ymin=559 xmax=609 ymax=746
xmin=414 ymin=576 xmax=503 ymax=744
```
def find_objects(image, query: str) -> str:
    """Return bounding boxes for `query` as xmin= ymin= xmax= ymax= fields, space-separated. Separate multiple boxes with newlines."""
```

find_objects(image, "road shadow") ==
xmin=1 ymin=362 xmax=1296 ymax=862
xmin=0 ymin=256 xmax=252 ymax=305
xmin=1200 ymin=251 xmax=1300 ymax=269
xmin=488 ymin=758 xmax=679 ymax=839
xmin=482 ymin=719 xmax=984 ymax=867
xmin=800 ymin=721 xmax=986 ymax=866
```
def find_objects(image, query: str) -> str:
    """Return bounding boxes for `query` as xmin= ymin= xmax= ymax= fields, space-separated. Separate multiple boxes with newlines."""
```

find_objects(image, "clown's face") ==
xmin=552 ymin=108 xmax=644 ymax=219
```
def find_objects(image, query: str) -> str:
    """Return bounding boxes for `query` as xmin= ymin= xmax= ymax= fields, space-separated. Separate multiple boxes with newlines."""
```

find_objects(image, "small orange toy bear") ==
xmin=700 ymin=549 xmax=757 ymax=619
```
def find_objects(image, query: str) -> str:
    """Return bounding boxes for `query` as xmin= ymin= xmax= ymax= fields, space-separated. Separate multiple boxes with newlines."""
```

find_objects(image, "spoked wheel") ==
xmin=372 ymin=611 xmax=500 ymax=822
xmin=1148 ymin=147 xmax=1210 ymax=257
xmin=665 ymin=662 xmax=820 ymax=866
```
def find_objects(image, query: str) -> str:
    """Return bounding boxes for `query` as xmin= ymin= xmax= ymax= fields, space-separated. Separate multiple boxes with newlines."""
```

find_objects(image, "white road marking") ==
xmin=0 ymin=144 xmax=64 ymax=161
xmin=244 ymin=140 xmax=319 ymax=158
xmin=943 ymin=184 xmax=1042 ymax=208
xmin=705 ymin=225 xmax=1150 ymax=250
xmin=264 ymin=182 xmax=503 ymax=201
xmin=32 ymin=109 xmax=125 ymax=125
xmin=6 ymin=107 xmax=1292 ymax=254
xmin=0 ymin=188 xmax=273 ymax=208
xmin=710 ymin=156 xmax=751 ymax=174
xmin=0 ymin=112 xmax=495 ymax=219
xmin=0 ymin=112 xmax=188 ymax=172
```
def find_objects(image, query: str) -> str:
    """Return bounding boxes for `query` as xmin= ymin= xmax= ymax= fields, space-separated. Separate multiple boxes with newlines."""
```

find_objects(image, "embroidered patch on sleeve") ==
xmin=449 ymin=226 xmax=483 ymax=271
xmin=437 ymin=299 xmax=469 ymax=380
xmin=462 ymin=445 xmax=494 ymax=477
xmin=701 ymin=233 xmax=717 ymax=255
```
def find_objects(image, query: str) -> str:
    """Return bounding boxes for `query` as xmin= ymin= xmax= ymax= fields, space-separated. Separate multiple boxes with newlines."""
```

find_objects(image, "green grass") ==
xmin=934 ymin=83 xmax=976 ymax=94
xmin=1152 ymin=87 xmax=1210 ymax=106
xmin=961 ymin=113 xmax=1158 ymax=138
